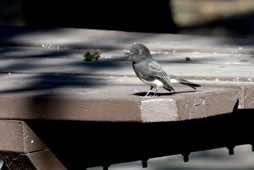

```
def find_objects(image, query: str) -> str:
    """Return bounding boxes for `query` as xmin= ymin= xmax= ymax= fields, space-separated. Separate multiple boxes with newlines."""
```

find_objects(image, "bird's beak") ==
xmin=124 ymin=51 xmax=134 ymax=61
xmin=124 ymin=51 xmax=131 ymax=56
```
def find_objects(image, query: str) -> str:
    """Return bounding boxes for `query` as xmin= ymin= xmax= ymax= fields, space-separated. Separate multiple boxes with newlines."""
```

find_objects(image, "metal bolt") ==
xmin=232 ymin=99 xmax=239 ymax=113
xmin=142 ymin=159 xmax=148 ymax=168
xmin=103 ymin=165 xmax=109 ymax=170
xmin=228 ymin=146 xmax=235 ymax=155
xmin=182 ymin=153 xmax=190 ymax=162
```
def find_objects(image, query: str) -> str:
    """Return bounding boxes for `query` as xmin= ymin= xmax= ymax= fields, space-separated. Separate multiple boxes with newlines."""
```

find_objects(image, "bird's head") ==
xmin=126 ymin=43 xmax=152 ymax=62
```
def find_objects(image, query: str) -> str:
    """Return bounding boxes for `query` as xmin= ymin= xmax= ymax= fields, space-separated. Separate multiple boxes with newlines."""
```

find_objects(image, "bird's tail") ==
xmin=178 ymin=79 xmax=201 ymax=89
xmin=171 ymin=78 xmax=201 ymax=89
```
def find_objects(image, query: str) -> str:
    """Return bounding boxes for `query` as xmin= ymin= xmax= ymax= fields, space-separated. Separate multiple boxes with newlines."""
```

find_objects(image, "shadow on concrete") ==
xmin=133 ymin=90 xmax=195 ymax=97
xmin=0 ymin=26 xmax=127 ymax=50
xmin=0 ymin=28 xmax=133 ymax=94
xmin=0 ymin=75 xmax=107 ymax=94
xmin=26 ymin=108 xmax=254 ymax=169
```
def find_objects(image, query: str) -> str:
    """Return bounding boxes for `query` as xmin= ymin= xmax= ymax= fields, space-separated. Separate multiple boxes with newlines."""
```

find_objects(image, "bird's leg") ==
xmin=145 ymin=86 xmax=153 ymax=97
xmin=152 ymin=87 xmax=159 ymax=97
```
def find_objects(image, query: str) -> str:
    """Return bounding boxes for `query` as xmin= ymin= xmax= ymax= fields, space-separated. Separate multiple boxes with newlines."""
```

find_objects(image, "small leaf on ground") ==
xmin=83 ymin=50 xmax=101 ymax=61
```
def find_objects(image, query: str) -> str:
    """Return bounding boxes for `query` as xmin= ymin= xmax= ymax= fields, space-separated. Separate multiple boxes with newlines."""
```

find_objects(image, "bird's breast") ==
xmin=140 ymin=78 xmax=164 ymax=88
xmin=151 ymin=79 xmax=164 ymax=87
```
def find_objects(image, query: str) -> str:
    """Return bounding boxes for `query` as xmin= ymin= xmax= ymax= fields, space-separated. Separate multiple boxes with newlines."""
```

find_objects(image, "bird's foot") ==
xmin=151 ymin=92 xmax=157 ymax=97
xmin=144 ymin=92 xmax=151 ymax=97
xmin=151 ymin=88 xmax=158 ymax=97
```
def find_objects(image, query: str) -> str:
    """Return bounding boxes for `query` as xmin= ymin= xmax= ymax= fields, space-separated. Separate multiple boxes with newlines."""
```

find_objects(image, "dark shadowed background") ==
xmin=2 ymin=0 xmax=254 ymax=36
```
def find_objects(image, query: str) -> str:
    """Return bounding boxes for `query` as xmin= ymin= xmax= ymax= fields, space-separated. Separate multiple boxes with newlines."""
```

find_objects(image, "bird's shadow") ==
xmin=133 ymin=90 xmax=196 ymax=97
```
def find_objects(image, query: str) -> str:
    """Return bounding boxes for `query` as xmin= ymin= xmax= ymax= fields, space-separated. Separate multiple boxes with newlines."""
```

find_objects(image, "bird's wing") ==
xmin=148 ymin=60 xmax=169 ymax=78
xmin=147 ymin=60 xmax=175 ymax=91
xmin=147 ymin=60 xmax=200 ymax=90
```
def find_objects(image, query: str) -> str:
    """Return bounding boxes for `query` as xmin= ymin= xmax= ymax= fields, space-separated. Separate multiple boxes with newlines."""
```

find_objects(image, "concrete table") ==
xmin=0 ymin=27 xmax=254 ymax=169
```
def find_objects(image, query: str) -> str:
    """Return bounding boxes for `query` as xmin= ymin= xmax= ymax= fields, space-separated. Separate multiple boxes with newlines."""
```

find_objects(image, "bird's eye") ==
xmin=130 ymin=49 xmax=137 ymax=54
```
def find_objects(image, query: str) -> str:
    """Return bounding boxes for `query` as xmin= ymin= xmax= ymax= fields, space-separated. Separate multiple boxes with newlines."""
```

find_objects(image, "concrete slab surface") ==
xmin=0 ymin=120 xmax=46 ymax=152
xmin=28 ymin=150 xmax=66 ymax=170
xmin=1 ymin=27 xmax=254 ymax=169
xmin=1 ymin=46 xmax=254 ymax=82
xmin=0 ymin=27 xmax=254 ymax=81
xmin=0 ymin=76 xmax=241 ymax=122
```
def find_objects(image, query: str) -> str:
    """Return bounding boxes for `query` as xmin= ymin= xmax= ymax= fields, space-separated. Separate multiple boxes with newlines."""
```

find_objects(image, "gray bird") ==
xmin=127 ymin=43 xmax=200 ymax=96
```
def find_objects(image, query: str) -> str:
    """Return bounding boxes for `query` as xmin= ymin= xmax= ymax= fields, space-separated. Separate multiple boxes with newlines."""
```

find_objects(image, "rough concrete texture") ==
xmin=0 ymin=120 xmax=24 ymax=152
xmin=0 ymin=120 xmax=46 ymax=153
xmin=0 ymin=28 xmax=253 ymax=123
xmin=0 ymin=121 xmax=65 ymax=169
xmin=174 ymin=88 xmax=240 ymax=120
xmin=1 ymin=47 xmax=254 ymax=82
xmin=0 ymin=70 xmax=251 ymax=122
xmin=201 ymin=83 xmax=254 ymax=109
xmin=28 ymin=150 xmax=66 ymax=170
xmin=0 ymin=151 xmax=36 ymax=169
xmin=0 ymin=150 xmax=65 ymax=170
xmin=0 ymin=83 xmax=242 ymax=122
xmin=1 ymin=27 xmax=254 ymax=82
xmin=22 ymin=122 xmax=47 ymax=153
xmin=242 ymin=85 xmax=254 ymax=108
xmin=141 ymin=98 xmax=178 ymax=122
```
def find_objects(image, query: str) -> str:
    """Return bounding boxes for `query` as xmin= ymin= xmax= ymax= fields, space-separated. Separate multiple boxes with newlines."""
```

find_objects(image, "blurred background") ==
xmin=2 ymin=0 xmax=254 ymax=36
